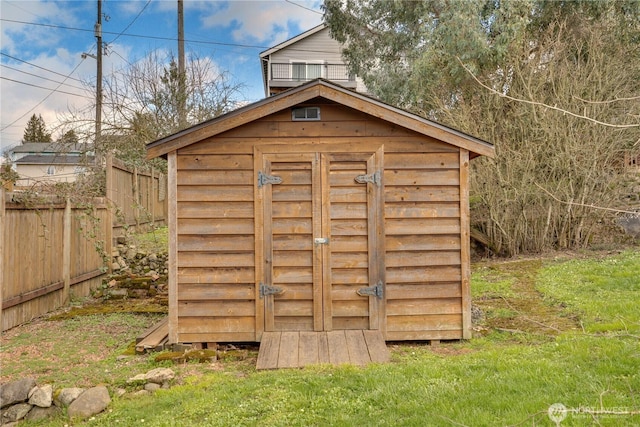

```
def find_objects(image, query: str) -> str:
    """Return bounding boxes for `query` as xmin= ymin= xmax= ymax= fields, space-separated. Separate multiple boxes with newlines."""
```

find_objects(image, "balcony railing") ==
xmin=269 ymin=63 xmax=355 ymax=83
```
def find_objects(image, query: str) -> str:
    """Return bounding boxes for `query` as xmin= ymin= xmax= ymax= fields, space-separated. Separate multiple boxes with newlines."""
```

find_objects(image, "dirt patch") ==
xmin=0 ymin=298 xmax=165 ymax=386
xmin=47 ymin=297 xmax=166 ymax=321
xmin=473 ymin=258 xmax=581 ymax=337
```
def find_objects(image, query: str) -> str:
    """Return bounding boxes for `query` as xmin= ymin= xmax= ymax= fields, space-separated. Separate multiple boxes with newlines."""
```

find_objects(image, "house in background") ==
xmin=260 ymin=23 xmax=367 ymax=97
xmin=7 ymin=142 xmax=94 ymax=187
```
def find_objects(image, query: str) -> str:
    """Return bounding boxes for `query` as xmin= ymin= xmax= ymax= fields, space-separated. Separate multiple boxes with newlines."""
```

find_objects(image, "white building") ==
xmin=260 ymin=24 xmax=367 ymax=97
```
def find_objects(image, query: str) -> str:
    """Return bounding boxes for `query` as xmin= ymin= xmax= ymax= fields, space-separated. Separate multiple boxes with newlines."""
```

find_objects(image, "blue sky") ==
xmin=0 ymin=0 xmax=323 ymax=152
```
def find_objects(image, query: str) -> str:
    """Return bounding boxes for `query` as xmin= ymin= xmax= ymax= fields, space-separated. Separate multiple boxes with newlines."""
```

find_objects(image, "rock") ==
xmin=28 ymin=384 xmax=52 ymax=408
xmin=25 ymin=405 xmax=61 ymax=421
xmin=115 ymin=388 xmax=127 ymax=398
xmin=144 ymin=368 xmax=175 ymax=384
xmin=54 ymin=387 xmax=85 ymax=407
xmin=125 ymin=248 xmax=137 ymax=260
xmin=109 ymin=288 xmax=129 ymax=299
xmin=117 ymin=257 xmax=127 ymax=269
xmin=0 ymin=378 xmax=36 ymax=408
xmin=148 ymin=253 xmax=158 ymax=262
xmin=111 ymin=262 xmax=121 ymax=271
xmin=116 ymin=236 xmax=126 ymax=244
xmin=67 ymin=386 xmax=110 ymax=420
xmin=127 ymin=373 xmax=147 ymax=384
xmin=132 ymin=390 xmax=150 ymax=397
xmin=471 ymin=305 xmax=484 ymax=324
xmin=2 ymin=403 xmax=32 ymax=423
xmin=618 ymin=214 xmax=640 ymax=237
xmin=144 ymin=383 xmax=161 ymax=392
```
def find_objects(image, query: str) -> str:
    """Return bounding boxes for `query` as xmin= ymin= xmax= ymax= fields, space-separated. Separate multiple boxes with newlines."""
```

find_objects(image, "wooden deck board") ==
xmin=278 ymin=331 xmax=300 ymax=368
xmin=135 ymin=318 xmax=169 ymax=353
xmin=256 ymin=332 xmax=281 ymax=370
xmin=363 ymin=330 xmax=391 ymax=363
xmin=299 ymin=331 xmax=319 ymax=366
xmin=344 ymin=330 xmax=370 ymax=366
xmin=256 ymin=330 xmax=390 ymax=370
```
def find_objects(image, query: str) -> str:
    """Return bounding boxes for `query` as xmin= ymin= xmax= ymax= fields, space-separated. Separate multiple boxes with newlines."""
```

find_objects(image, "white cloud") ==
xmin=0 ymin=0 xmax=324 ymax=151
xmin=195 ymin=1 xmax=323 ymax=44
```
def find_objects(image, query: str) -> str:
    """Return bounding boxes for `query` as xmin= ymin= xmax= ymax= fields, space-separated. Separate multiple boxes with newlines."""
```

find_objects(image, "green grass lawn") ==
xmin=8 ymin=250 xmax=640 ymax=426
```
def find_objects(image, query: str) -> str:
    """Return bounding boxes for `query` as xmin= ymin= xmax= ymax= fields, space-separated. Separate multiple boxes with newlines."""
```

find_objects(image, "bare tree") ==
xmin=444 ymin=19 xmax=640 ymax=254
xmin=61 ymin=51 xmax=244 ymax=168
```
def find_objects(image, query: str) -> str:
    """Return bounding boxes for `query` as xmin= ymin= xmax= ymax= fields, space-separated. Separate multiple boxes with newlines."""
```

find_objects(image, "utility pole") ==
xmin=177 ymin=0 xmax=187 ymax=128
xmin=95 ymin=0 xmax=103 ymax=157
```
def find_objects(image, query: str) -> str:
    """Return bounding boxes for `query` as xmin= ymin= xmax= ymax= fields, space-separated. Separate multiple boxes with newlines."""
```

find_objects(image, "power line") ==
xmin=0 ymin=64 xmax=88 ymax=92
xmin=107 ymin=0 xmax=151 ymax=46
xmin=284 ymin=0 xmax=323 ymax=15
xmin=0 ymin=52 xmax=84 ymax=83
xmin=0 ymin=77 xmax=88 ymax=98
xmin=0 ymin=18 xmax=335 ymax=54
xmin=0 ymin=18 xmax=266 ymax=50
xmin=0 ymin=60 xmax=87 ymax=131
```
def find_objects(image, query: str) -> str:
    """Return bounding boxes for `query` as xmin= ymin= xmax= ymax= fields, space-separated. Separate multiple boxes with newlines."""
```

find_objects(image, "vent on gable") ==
xmin=292 ymin=106 xmax=321 ymax=121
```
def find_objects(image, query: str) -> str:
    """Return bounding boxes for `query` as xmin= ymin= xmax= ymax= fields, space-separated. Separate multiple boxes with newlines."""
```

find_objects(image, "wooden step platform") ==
xmin=256 ymin=330 xmax=390 ymax=370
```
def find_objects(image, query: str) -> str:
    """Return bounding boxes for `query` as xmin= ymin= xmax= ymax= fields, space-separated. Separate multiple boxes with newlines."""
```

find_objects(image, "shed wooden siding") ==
xmin=171 ymin=100 xmax=469 ymax=343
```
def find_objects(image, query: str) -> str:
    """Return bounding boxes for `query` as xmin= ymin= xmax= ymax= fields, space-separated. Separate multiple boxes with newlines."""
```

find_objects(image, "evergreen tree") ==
xmin=57 ymin=129 xmax=79 ymax=145
xmin=22 ymin=114 xmax=52 ymax=143
xmin=323 ymin=0 xmax=640 ymax=254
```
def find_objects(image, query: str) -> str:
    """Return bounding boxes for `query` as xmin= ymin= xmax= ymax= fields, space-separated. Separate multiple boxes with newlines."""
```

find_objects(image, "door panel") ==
xmin=325 ymin=154 xmax=377 ymax=330
xmin=259 ymin=149 xmax=384 ymax=333
xmin=262 ymin=153 xmax=321 ymax=332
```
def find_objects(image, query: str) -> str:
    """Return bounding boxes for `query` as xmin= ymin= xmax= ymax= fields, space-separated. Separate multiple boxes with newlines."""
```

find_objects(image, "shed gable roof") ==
xmin=146 ymin=79 xmax=495 ymax=159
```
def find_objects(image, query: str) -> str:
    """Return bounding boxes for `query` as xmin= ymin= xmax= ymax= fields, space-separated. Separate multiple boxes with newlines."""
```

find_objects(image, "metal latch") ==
xmin=355 ymin=170 xmax=381 ymax=186
xmin=357 ymin=281 xmax=384 ymax=299
xmin=258 ymin=171 xmax=283 ymax=188
xmin=259 ymin=283 xmax=284 ymax=298
xmin=314 ymin=237 xmax=329 ymax=245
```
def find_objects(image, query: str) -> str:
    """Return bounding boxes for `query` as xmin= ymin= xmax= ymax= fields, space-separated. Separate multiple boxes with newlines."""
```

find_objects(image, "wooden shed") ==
xmin=146 ymin=79 xmax=494 ymax=350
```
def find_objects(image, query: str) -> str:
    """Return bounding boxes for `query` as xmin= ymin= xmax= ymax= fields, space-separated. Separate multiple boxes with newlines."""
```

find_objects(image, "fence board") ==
xmin=110 ymin=158 xmax=167 ymax=236
xmin=1 ymin=197 xmax=110 ymax=331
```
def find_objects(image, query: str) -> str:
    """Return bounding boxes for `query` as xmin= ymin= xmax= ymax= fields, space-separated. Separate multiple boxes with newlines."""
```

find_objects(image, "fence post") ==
xmin=133 ymin=166 xmax=140 ymax=230
xmin=62 ymin=197 xmax=71 ymax=305
xmin=0 ymin=187 xmax=5 ymax=329
xmin=151 ymin=167 xmax=155 ymax=228
xmin=105 ymin=154 xmax=113 ymax=273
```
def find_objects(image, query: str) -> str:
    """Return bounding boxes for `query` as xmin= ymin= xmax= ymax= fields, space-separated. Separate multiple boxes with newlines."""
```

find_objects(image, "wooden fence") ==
xmin=108 ymin=157 xmax=167 ymax=236
xmin=1 ymin=158 xmax=168 ymax=331
xmin=0 ymin=192 xmax=108 ymax=331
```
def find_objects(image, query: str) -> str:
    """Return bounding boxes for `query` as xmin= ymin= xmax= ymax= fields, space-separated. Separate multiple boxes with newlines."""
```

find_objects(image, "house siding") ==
xmin=270 ymin=27 xmax=343 ymax=64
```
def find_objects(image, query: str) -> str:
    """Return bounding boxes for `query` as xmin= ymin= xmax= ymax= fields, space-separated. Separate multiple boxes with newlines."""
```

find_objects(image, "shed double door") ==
xmin=257 ymin=149 xmax=384 ymax=334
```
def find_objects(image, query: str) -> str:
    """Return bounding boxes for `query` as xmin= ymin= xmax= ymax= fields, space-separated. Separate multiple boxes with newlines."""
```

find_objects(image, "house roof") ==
xmin=15 ymin=154 xmax=94 ymax=165
xmin=146 ymin=79 xmax=495 ymax=160
xmin=259 ymin=24 xmax=327 ymax=58
xmin=10 ymin=142 xmax=87 ymax=154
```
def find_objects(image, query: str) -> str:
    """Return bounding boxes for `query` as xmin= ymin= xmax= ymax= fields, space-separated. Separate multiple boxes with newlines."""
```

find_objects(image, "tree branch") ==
xmin=456 ymin=57 xmax=639 ymax=129
xmin=535 ymin=183 xmax=639 ymax=215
